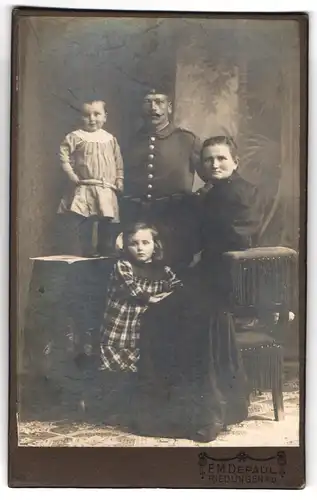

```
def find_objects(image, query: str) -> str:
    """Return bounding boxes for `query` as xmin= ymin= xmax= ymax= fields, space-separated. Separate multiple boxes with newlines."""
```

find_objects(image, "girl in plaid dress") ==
xmin=100 ymin=222 xmax=183 ymax=373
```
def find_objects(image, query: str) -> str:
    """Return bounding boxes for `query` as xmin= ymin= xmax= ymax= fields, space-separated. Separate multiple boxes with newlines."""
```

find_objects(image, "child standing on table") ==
xmin=57 ymin=100 xmax=124 ymax=257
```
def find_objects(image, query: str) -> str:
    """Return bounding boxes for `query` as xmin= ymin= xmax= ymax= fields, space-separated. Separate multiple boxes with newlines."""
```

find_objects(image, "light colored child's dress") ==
xmin=58 ymin=128 xmax=124 ymax=221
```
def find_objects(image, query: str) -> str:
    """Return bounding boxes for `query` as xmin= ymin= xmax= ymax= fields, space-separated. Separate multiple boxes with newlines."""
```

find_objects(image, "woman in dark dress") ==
xmin=131 ymin=136 xmax=261 ymax=442
xmin=190 ymin=135 xmax=261 ymax=440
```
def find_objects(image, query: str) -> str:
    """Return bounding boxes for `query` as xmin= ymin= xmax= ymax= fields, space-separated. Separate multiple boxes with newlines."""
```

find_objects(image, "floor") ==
xmin=17 ymin=375 xmax=299 ymax=448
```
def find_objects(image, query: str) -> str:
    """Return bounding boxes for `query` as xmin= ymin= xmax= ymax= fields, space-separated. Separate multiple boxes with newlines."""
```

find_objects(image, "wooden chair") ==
xmin=222 ymin=247 xmax=298 ymax=421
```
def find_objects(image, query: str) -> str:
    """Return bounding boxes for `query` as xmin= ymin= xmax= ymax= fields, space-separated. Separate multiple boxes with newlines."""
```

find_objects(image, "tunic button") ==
xmin=150 ymin=136 xmax=156 ymax=142
xmin=148 ymin=174 xmax=153 ymax=179
xmin=148 ymin=184 xmax=153 ymax=189
xmin=146 ymin=194 xmax=152 ymax=199
xmin=148 ymin=164 xmax=154 ymax=169
xmin=148 ymin=154 xmax=154 ymax=160
xmin=149 ymin=144 xmax=155 ymax=150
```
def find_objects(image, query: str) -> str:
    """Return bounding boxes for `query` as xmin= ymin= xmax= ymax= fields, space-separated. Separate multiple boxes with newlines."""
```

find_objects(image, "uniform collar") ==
xmin=139 ymin=122 xmax=176 ymax=138
xmin=155 ymin=122 xmax=176 ymax=138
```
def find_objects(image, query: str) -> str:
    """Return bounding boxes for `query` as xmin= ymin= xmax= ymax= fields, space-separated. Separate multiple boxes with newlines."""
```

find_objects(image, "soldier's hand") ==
xmin=189 ymin=251 xmax=202 ymax=268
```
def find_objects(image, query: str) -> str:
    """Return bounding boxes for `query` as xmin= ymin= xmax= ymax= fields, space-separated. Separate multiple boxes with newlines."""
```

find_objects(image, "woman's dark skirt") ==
xmin=135 ymin=271 xmax=250 ymax=441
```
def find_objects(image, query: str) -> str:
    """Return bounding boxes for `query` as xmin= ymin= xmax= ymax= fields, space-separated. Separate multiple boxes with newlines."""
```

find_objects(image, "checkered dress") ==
xmin=100 ymin=259 xmax=182 ymax=372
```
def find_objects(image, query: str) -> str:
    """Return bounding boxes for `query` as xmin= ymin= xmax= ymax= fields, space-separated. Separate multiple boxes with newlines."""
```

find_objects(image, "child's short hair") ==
xmin=202 ymin=135 xmax=238 ymax=160
xmin=81 ymin=100 xmax=107 ymax=113
xmin=122 ymin=222 xmax=164 ymax=261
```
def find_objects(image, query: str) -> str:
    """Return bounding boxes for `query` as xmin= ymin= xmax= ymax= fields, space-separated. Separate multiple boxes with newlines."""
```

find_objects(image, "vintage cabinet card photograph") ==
xmin=9 ymin=7 xmax=307 ymax=488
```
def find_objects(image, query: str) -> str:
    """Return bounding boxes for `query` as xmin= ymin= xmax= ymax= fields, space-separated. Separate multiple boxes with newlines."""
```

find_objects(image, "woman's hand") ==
xmin=149 ymin=291 xmax=173 ymax=303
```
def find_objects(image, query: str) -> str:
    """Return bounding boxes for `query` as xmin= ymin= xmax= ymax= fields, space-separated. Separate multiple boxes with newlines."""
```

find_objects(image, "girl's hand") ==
xmin=149 ymin=291 xmax=173 ymax=303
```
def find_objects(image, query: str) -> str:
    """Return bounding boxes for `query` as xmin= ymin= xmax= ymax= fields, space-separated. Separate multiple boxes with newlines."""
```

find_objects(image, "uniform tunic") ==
xmin=100 ymin=259 xmax=182 ymax=372
xmin=124 ymin=123 xmax=203 ymax=199
xmin=122 ymin=123 xmax=205 ymax=270
xmin=58 ymin=129 xmax=124 ymax=221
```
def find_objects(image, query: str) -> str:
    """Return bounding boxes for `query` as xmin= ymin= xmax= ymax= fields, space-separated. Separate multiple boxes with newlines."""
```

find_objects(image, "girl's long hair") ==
xmin=121 ymin=221 xmax=164 ymax=261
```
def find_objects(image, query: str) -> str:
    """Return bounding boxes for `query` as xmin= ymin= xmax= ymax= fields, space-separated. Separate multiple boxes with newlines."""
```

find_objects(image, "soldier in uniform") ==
xmin=121 ymin=88 xmax=206 ymax=275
